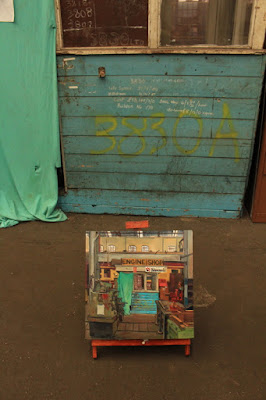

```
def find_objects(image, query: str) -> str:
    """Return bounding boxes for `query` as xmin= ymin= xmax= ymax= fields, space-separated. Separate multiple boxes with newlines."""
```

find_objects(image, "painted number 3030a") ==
xmin=90 ymin=105 xmax=240 ymax=162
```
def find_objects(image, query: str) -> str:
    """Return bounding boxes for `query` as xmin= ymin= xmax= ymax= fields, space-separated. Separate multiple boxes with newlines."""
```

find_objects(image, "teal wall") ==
xmin=57 ymin=54 xmax=265 ymax=218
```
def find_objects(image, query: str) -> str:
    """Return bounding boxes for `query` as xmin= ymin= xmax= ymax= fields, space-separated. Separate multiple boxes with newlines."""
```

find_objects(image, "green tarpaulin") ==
xmin=0 ymin=0 xmax=66 ymax=227
xmin=118 ymin=272 xmax=134 ymax=315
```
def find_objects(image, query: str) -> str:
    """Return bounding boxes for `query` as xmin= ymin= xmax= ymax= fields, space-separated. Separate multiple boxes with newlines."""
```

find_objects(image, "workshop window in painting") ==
xmin=85 ymin=231 xmax=194 ymax=340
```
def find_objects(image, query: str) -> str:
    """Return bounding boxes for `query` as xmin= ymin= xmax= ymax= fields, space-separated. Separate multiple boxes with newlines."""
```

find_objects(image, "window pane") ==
xmin=108 ymin=245 xmax=116 ymax=252
xmin=146 ymin=274 xmax=157 ymax=291
xmin=142 ymin=245 xmax=149 ymax=252
xmin=104 ymin=269 xmax=111 ymax=278
xmin=61 ymin=0 xmax=148 ymax=48
xmin=160 ymin=0 xmax=254 ymax=46
xmin=128 ymin=245 xmax=137 ymax=252
xmin=168 ymin=246 xmax=177 ymax=252
xmin=134 ymin=274 xmax=144 ymax=290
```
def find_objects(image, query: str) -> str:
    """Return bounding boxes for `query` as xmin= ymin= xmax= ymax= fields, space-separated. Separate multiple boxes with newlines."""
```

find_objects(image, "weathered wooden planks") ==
xmin=66 ymin=172 xmax=246 ymax=194
xmin=65 ymin=155 xmax=250 ymax=176
xmin=59 ymin=188 xmax=242 ymax=210
xmin=58 ymin=189 xmax=242 ymax=218
xmin=59 ymin=97 xmax=258 ymax=119
xmin=57 ymin=54 xmax=264 ymax=77
xmin=58 ymin=76 xmax=261 ymax=99
xmin=57 ymin=54 xmax=265 ymax=218
xmin=61 ymin=117 xmax=255 ymax=139
xmin=63 ymin=136 xmax=251 ymax=158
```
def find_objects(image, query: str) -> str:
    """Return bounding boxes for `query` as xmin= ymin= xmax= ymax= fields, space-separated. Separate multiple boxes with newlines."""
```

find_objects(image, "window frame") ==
xmin=104 ymin=268 xmax=111 ymax=278
xmin=107 ymin=245 xmax=116 ymax=253
xmin=55 ymin=0 xmax=265 ymax=54
xmin=128 ymin=245 xmax=137 ymax=252
xmin=141 ymin=245 xmax=149 ymax=253
xmin=168 ymin=245 xmax=177 ymax=252
xmin=133 ymin=272 xmax=159 ymax=292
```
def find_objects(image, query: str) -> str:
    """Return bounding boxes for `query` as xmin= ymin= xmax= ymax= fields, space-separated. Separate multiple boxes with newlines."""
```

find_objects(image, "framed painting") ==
xmin=85 ymin=230 xmax=194 ymax=340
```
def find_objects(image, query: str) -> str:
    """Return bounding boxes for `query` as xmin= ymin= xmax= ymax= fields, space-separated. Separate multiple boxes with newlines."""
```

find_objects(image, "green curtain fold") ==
xmin=0 ymin=0 xmax=67 ymax=227
xmin=118 ymin=272 xmax=134 ymax=315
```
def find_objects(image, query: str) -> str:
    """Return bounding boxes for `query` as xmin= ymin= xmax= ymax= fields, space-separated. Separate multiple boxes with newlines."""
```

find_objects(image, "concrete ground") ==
xmin=1 ymin=213 xmax=266 ymax=400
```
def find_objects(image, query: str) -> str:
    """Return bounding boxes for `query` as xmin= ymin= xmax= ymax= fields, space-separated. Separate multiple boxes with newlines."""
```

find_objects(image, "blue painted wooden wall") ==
xmin=57 ymin=54 xmax=265 ymax=218
xmin=131 ymin=292 xmax=159 ymax=314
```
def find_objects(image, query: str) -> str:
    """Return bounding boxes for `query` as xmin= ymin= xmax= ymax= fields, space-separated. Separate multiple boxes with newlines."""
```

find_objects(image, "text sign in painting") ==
xmin=145 ymin=266 xmax=166 ymax=273
xmin=60 ymin=0 xmax=148 ymax=47
xmin=122 ymin=259 xmax=164 ymax=266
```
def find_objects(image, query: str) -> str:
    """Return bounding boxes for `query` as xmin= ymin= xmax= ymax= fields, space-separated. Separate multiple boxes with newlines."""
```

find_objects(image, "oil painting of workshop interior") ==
xmin=85 ymin=230 xmax=194 ymax=340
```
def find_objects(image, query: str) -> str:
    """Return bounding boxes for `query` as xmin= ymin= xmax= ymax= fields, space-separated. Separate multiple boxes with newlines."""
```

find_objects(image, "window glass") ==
xmin=168 ymin=246 xmax=177 ymax=252
xmin=134 ymin=274 xmax=144 ymax=290
xmin=108 ymin=245 xmax=116 ymax=252
xmin=146 ymin=274 xmax=157 ymax=290
xmin=142 ymin=245 xmax=149 ymax=252
xmin=178 ymin=239 xmax=184 ymax=252
xmin=103 ymin=268 xmax=111 ymax=278
xmin=60 ymin=0 xmax=149 ymax=48
xmin=128 ymin=245 xmax=137 ymax=252
xmin=160 ymin=0 xmax=254 ymax=46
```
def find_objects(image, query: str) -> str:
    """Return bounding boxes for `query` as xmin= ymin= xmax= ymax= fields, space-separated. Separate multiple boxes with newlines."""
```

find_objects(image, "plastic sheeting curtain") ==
xmin=118 ymin=272 xmax=134 ymax=315
xmin=0 ymin=0 xmax=66 ymax=227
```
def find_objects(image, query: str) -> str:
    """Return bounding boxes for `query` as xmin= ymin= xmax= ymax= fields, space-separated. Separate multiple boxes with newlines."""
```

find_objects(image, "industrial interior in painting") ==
xmin=85 ymin=230 xmax=194 ymax=340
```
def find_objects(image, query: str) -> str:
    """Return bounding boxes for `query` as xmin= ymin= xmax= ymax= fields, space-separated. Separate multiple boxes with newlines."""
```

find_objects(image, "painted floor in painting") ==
xmin=115 ymin=314 xmax=163 ymax=339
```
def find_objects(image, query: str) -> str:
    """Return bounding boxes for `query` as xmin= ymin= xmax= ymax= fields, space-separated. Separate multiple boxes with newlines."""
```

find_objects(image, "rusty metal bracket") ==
xmin=98 ymin=67 xmax=106 ymax=78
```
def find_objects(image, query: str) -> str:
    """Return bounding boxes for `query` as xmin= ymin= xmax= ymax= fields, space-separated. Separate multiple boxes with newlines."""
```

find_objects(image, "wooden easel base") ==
xmin=91 ymin=339 xmax=191 ymax=359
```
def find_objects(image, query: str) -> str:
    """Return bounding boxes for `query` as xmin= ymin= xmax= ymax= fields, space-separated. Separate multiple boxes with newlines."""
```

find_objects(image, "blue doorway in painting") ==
xmin=131 ymin=292 xmax=159 ymax=314
xmin=130 ymin=273 xmax=159 ymax=314
xmin=118 ymin=272 xmax=159 ymax=315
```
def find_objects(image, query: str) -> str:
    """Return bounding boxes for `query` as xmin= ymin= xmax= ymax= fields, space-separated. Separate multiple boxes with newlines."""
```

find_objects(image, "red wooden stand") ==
xmin=91 ymin=339 xmax=191 ymax=359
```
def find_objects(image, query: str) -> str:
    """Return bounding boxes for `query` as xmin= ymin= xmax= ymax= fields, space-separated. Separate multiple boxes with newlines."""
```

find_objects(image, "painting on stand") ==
xmin=85 ymin=230 xmax=194 ymax=340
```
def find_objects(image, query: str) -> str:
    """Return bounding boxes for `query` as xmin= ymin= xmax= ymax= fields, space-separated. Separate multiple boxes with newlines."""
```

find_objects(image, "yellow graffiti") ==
xmin=172 ymin=111 xmax=203 ymax=155
xmin=89 ymin=104 xmax=240 ymax=159
xmin=90 ymin=116 xmax=117 ymax=155
xmin=150 ymin=113 xmax=167 ymax=155
xmin=118 ymin=117 xmax=147 ymax=158
xmin=209 ymin=103 xmax=240 ymax=163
